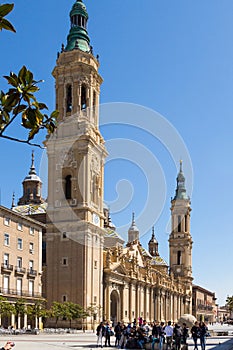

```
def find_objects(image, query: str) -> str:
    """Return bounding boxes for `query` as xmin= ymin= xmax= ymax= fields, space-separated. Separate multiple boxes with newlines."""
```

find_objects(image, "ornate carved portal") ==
xmin=110 ymin=290 xmax=120 ymax=324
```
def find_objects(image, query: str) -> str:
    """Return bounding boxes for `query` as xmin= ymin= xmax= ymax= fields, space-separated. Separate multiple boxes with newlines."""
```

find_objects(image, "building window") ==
xmin=3 ymin=275 xmax=9 ymax=293
xmin=4 ymin=217 xmax=10 ymax=226
xmin=3 ymin=253 xmax=9 ymax=267
xmin=185 ymin=215 xmax=188 ymax=232
xmin=17 ymin=257 xmax=22 ymax=268
xmin=65 ymin=175 xmax=72 ymax=199
xmin=4 ymin=233 xmax=9 ymax=246
xmin=178 ymin=215 xmax=181 ymax=232
xmin=62 ymin=295 xmax=67 ymax=302
xmin=94 ymin=261 xmax=97 ymax=269
xmin=125 ymin=310 xmax=127 ymax=317
xmin=29 ymin=280 xmax=34 ymax=296
xmin=132 ymin=311 xmax=135 ymax=316
xmin=17 ymin=222 xmax=23 ymax=231
xmin=29 ymin=242 xmax=34 ymax=254
xmin=17 ymin=238 xmax=23 ymax=250
xmin=81 ymin=85 xmax=87 ymax=110
xmin=16 ymin=278 xmax=22 ymax=295
xmin=94 ymin=296 xmax=97 ymax=303
xmin=62 ymin=257 xmax=68 ymax=266
xmin=30 ymin=227 xmax=35 ymax=235
xmin=177 ymin=250 xmax=181 ymax=265
xmin=29 ymin=260 xmax=34 ymax=272
xmin=66 ymin=84 xmax=72 ymax=112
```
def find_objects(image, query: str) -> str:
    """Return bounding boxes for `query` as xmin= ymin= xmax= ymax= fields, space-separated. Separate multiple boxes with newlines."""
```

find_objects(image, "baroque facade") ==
xmin=43 ymin=0 xmax=193 ymax=328
xmin=7 ymin=0 xmax=195 ymax=329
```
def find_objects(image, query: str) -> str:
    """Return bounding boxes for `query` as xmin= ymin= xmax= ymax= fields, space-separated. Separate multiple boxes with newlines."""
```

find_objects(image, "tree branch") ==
xmin=0 ymin=134 xmax=44 ymax=148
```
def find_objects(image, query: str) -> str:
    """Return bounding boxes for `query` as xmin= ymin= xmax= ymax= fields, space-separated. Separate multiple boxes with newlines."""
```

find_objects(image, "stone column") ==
xmin=24 ymin=313 xmax=27 ymax=329
xmin=11 ymin=313 xmax=15 ymax=328
xmin=129 ymin=283 xmax=132 ymax=322
xmin=105 ymin=283 xmax=111 ymax=321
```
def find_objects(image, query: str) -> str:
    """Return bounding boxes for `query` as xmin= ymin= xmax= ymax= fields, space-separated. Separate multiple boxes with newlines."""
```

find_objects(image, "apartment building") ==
xmin=0 ymin=205 xmax=44 ymax=328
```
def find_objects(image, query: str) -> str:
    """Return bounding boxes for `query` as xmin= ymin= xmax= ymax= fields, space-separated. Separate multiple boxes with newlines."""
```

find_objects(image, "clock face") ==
xmin=176 ymin=267 xmax=181 ymax=273
xmin=93 ymin=213 xmax=100 ymax=226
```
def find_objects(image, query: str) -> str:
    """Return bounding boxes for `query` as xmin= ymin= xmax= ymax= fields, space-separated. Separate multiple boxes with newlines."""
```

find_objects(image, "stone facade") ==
xmin=0 ymin=205 xmax=43 ymax=328
xmin=192 ymin=285 xmax=217 ymax=323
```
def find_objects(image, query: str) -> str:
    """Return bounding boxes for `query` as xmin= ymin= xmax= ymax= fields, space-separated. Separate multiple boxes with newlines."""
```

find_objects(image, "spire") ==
xmin=173 ymin=160 xmax=188 ymax=200
xmin=128 ymin=212 xmax=139 ymax=243
xmin=29 ymin=151 xmax=36 ymax=175
xmin=65 ymin=0 xmax=91 ymax=52
xmin=11 ymin=192 xmax=15 ymax=209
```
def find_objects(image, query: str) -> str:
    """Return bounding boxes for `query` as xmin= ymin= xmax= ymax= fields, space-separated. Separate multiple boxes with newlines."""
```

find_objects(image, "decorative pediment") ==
xmin=111 ymin=263 xmax=127 ymax=276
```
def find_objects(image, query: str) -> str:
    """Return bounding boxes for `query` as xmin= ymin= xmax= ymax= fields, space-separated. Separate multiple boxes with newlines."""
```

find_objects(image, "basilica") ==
xmin=11 ymin=0 xmax=194 ymax=329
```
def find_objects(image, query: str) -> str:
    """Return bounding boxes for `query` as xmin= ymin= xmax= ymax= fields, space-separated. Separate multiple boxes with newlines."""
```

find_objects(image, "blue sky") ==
xmin=1 ymin=0 xmax=233 ymax=306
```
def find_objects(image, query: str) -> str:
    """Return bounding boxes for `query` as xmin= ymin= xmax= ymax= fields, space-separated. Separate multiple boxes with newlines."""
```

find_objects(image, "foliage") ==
xmin=26 ymin=300 xmax=48 ymax=320
xmin=0 ymin=3 xmax=58 ymax=147
xmin=14 ymin=298 xmax=26 ymax=316
xmin=50 ymin=301 xmax=88 ymax=328
xmin=0 ymin=3 xmax=16 ymax=33
xmin=0 ymin=296 xmax=15 ymax=316
xmin=226 ymin=296 xmax=233 ymax=311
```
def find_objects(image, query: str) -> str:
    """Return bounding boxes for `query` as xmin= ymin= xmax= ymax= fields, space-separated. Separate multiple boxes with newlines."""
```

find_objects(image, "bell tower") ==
xmin=46 ymin=0 xmax=107 ymax=327
xmin=169 ymin=161 xmax=193 ymax=308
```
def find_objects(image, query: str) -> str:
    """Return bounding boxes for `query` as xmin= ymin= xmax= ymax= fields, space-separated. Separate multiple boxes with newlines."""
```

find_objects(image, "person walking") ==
xmin=182 ymin=323 xmax=189 ymax=346
xmin=114 ymin=322 xmax=122 ymax=348
xmin=173 ymin=324 xmax=182 ymax=350
xmin=191 ymin=321 xmax=199 ymax=350
xmin=199 ymin=322 xmax=208 ymax=350
xmin=104 ymin=322 xmax=112 ymax=347
xmin=157 ymin=322 xmax=165 ymax=350
xmin=96 ymin=322 xmax=105 ymax=348
xmin=164 ymin=321 xmax=174 ymax=350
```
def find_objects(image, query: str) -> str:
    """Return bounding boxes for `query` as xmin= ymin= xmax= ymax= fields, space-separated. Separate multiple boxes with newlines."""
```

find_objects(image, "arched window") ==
xmin=65 ymin=175 xmax=72 ymax=199
xmin=81 ymin=85 xmax=87 ymax=110
xmin=178 ymin=215 xmax=181 ymax=232
xmin=66 ymin=85 xmax=72 ymax=112
xmin=177 ymin=250 xmax=181 ymax=265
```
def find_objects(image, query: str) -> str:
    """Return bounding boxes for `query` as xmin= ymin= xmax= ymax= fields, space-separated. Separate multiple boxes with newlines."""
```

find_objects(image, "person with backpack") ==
xmin=181 ymin=323 xmax=189 ymax=345
xmin=173 ymin=323 xmax=182 ymax=350
xmin=157 ymin=322 xmax=165 ymax=350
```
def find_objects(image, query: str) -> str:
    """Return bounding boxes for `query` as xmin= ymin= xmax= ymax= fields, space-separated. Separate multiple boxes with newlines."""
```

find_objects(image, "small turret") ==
xmin=18 ymin=151 xmax=44 ymax=205
xmin=173 ymin=160 xmax=188 ymax=200
xmin=128 ymin=213 xmax=139 ymax=243
xmin=148 ymin=227 xmax=159 ymax=257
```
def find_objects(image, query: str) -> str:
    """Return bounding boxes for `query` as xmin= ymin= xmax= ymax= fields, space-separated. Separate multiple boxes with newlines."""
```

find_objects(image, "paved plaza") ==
xmin=0 ymin=325 xmax=232 ymax=350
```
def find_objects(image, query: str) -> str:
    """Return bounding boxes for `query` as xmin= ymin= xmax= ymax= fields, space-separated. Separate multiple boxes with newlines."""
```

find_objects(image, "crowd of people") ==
xmin=96 ymin=318 xmax=209 ymax=350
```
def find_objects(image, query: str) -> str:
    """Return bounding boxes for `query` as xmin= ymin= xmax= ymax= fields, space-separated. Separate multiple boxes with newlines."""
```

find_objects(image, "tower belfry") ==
xmin=46 ymin=0 xmax=107 ymax=326
xmin=169 ymin=161 xmax=193 ymax=313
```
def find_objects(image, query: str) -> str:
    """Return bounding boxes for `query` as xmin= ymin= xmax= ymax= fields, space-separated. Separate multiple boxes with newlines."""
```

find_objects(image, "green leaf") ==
xmin=0 ymin=18 xmax=16 ymax=33
xmin=0 ymin=4 xmax=14 ymax=17
xmin=18 ymin=66 xmax=27 ymax=85
xmin=37 ymin=103 xmax=48 ymax=110
xmin=3 ymin=75 xmax=18 ymax=87
xmin=25 ymin=70 xmax=33 ymax=85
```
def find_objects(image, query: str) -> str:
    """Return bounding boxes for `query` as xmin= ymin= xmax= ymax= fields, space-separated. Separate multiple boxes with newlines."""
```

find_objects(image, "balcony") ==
xmin=1 ymin=263 xmax=13 ymax=273
xmin=15 ymin=266 xmax=26 ymax=276
xmin=0 ymin=287 xmax=42 ymax=298
xmin=197 ymin=304 xmax=213 ymax=311
xmin=27 ymin=268 xmax=37 ymax=278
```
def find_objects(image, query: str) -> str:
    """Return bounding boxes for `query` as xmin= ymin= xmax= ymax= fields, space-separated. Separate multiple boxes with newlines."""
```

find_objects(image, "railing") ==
xmin=1 ymin=263 xmax=13 ymax=272
xmin=0 ymin=287 xmax=42 ymax=298
xmin=15 ymin=266 xmax=26 ymax=275
xmin=27 ymin=269 xmax=37 ymax=277
xmin=197 ymin=304 xmax=213 ymax=311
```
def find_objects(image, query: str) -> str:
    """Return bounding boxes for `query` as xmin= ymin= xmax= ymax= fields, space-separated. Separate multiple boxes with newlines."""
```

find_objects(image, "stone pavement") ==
xmin=0 ymin=334 xmax=231 ymax=350
xmin=0 ymin=327 xmax=232 ymax=350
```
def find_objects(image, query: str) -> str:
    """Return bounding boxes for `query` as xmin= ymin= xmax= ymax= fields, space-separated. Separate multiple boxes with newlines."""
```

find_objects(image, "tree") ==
xmin=226 ymin=296 xmax=233 ymax=312
xmin=0 ymin=296 xmax=15 ymax=324
xmin=0 ymin=3 xmax=58 ymax=147
xmin=26 ymin=300 xmax=48 ymax=328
